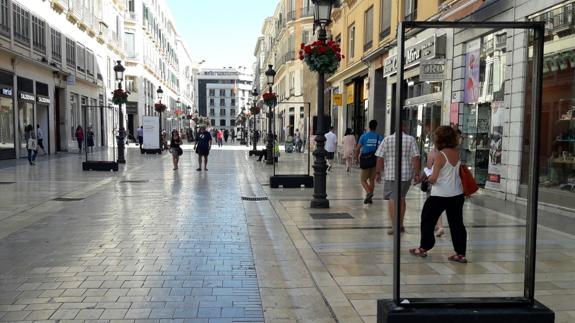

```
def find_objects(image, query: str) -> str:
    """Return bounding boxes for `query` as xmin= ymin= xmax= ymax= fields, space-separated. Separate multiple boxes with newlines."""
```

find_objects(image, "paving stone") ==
xmin=100 ymin=308 xmax=129 ymax=320
xmin=125 ymin=308 xmax=152 ymax=319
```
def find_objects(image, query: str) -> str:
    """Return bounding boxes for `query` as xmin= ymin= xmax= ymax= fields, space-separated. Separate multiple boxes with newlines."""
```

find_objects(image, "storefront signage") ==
xmin=37 ymin=96 xmax=51 ymax=104
xmin=1 ymin=88 xmax=12 ymax=97
xmin=19 ymin=92 xmax=35 ymax=102
xmin=333 ymin=94 xmax=342 ymax=106
xmin=126 ymin=102 xmax=138 ymax=114
xmin=383 ymin=35 xmax=445 ymax=77
xmin=420 ymin=59 xmax=446 ymax=82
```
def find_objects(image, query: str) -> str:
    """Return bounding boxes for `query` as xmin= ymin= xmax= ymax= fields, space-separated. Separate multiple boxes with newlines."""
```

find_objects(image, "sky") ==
xmin=167 ymin=0 xmax=278 ymax=72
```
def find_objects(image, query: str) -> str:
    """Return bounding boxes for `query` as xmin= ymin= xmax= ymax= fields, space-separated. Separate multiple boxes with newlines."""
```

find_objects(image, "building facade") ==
xmin=0 ymin=0 xmax=125 ymax=160
xmin=196 ymin=68 xmax=252 ymax=131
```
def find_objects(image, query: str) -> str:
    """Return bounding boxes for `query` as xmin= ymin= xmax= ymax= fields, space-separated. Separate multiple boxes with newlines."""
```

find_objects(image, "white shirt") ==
xmin=325 ymin=131 xmax=337 ymax=153
xmin=375 ymin=132 xmax=419 ymax=181
xmin=36 ymin=128 xmax=43 ymax=140
xmin=431 ymin=151 xmax=463 ymax=197
xmin=137 ymin=127 xmax=143 ymax=137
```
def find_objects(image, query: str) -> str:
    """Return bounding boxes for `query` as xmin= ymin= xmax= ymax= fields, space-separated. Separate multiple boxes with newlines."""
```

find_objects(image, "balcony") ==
xmin=287 ymin=10 xmax=296 ymax=22
xmin=531 ymin=3 xmax=574 ymax=37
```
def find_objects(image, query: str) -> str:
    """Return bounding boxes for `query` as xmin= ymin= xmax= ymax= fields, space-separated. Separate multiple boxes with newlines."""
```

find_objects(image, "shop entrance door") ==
xmin=37 ymin=104 xmax=49 ymax=154
xmin=54 ymin=87 xmax=63 ymax=152
xmin=18 ymin=100 xmax=34 ymax=158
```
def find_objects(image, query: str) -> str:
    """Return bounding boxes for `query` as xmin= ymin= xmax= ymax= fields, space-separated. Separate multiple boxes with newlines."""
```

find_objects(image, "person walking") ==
xmin=224 ymin=129 xmax=229 ymax=143
xmin=217 ymin=129 xmax=223 ymax=147
xmin=169 ymin=129 xmax=183 ymax=170
xmin=75 ymin=126 xmax=84 ymax=154
xmin=36 ymin=124 xmax=46 ymax=155
xmin=355 ymin=120 xmax=384 ymax=204
xmin=294 ymin=130 xmax=302 ymax=153
xmin=25 ymin=125 xmax=38 ymax=165
xmin=342 ymin=128 xmax=356 ymax=172
xmin=231 ymin=129 xmax=236 ymax=143
xmin=194 ymin=126 xmax=212 ymax=171
xmin=424 ymin=147 xmax=445 ymax=237
xmin=325 ymin=126 xmax=337 ymax=171
xmin=375 ymin=121 xmax=421 ymax=234
xmin=409 ymin=126 xmax=467 ymax=263
xmin=86 ymin=126 xmax=95 ymax=153
xmin=137 ymin=126 xmax=144 ymax=148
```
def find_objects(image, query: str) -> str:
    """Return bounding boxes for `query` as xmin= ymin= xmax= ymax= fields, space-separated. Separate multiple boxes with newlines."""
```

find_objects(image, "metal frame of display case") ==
xmin=378 ymin=20 xmax=554 ymax=323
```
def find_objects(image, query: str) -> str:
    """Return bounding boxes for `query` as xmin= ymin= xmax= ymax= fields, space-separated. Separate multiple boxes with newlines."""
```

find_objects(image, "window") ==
xmin=210 ymin=119 xmax=215 ymax=126
xmin=86 ymin=50 xmax=94 ymax=76
xmin=220 ymin=89 xmax=225 ymax=96
xmin=364 ymin=7 xmax=373 ymax=51
xmin=209 ymin=89 xmax=215 ymax=96
xmin=0 ymin=0 xmax=10 ymax=37
xmin=220 ymin=119 xmax=226 ymax=126
xmin=66 ymin=38 xmax=76 ymax=68
xmin=347 ymin=24 xmax=355 ymax=59
xmin=405 ymin=0 xmax=417 ymax=21
xmin=302 ymin=29 xmax=310 ymax=44
xmin=51 ymin=29 xmax=61 ymax=62
xmin=220 ymin=98 xmax=225 ymax=106
xmin=231 ymin=89 xmax=236 ymax=96
xmin=380 ymin=0 xmax=391 ymax=40
xmin=32 ymin=16 xmax=45 ymax=53
xmin=77 ymin=44 xmax=85 ymax=72
xmin=231 ymin=99 xmax=236 ymax=106
xmin=230 ymin=109 xmax=235 ymax=116
xmin=209 ymin=98 xmax=215 ymax=106
xmin=13 ymin=3 xmax=30 ymax=46
xmin=220 ymin=109 xmax=225 ymax=116
xmin=230 ymin=119 xmax=236 ymax=126
xmin=125 ymin=32 xmax=135 ymax=58
xmin=209 ymin=108 xmax=215 ymax=116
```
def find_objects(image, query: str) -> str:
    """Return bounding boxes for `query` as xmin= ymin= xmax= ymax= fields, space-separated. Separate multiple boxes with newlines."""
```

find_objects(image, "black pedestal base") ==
xmin=248 ymin=150 xmax=259 ymax=156
xmin=82 ymin=161 xmax=118 ymax=172
xmin=141 ymin=148 xmax=162 ymax=154
xmin=270 ymin=175 xmax=314 ymax=188
xmin=378 ymin=299 xmax=554 ymax=323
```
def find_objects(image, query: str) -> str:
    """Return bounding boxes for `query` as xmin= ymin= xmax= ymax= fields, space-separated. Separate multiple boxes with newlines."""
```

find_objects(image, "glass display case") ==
xmin=460 ymin=103 xmax=491 ymax=186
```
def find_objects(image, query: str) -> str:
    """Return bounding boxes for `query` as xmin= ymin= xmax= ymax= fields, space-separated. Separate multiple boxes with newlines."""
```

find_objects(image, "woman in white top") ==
xmin=342 ymin=128 xmax=356 ymax=172
xmin=410 ymin=126 xmax=467 ymax=263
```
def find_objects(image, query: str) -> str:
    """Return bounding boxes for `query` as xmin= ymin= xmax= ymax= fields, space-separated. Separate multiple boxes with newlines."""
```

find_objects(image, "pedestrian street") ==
xmin=0 ymin=145 xmax=573 ymax=323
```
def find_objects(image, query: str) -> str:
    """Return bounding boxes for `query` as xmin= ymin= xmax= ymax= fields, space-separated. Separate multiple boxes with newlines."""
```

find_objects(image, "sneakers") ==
xmin=363 ymin=192 xmax=373 ymax=204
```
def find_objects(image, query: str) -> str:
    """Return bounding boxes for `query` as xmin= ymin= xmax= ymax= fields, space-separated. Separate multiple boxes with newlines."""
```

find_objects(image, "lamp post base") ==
xmin=310 ymin=198 xmax=330 ymax=209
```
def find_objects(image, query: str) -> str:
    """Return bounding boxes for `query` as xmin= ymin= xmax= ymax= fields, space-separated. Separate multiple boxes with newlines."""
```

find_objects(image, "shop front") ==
xmin=17 ymin=77 xmax=36 ymax=158
xmin=520 ymin=1 xmax=575 ymax=209
xmin=0 ymin=70 xmax=15 ymax=160
xmin=343 ymin=77 xmax=368 ymax=137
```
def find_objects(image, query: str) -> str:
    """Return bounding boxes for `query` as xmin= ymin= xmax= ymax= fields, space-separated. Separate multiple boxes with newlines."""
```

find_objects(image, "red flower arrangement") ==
xmin=186 ymin=114 xmax=193 ymax=120
xmin=112 ymin=88 xmax=128 ymax=105
xmin=154 ymin=103 xmax=167 ymax=113
xmin=262 ymin=92 xmax=277 ymax=107
xmin=299 ymin=40 xmax=343 ymax=74
xmin=249 ymin=106 xmax=261 ymax=115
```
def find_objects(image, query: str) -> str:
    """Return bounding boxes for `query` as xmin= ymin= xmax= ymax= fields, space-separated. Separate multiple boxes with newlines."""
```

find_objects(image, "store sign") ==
xmin=37 ymin=96 xmax=51 ymax=104
xmin=383 ymin=35 xmax=445 ymax=77
xmin=19 ymin=92 xmax=35 ymax=102
xmin=126 ymin=102 xmax=138 ymax=114
xmin=420 ymin=59 xmax=446 ymax=82
xmin=1 ymin=88 xmax=12 ymax=97
xmin=67 ymin=75 xmax=75 ymax=86
xmin=333 ymin=94 xmax=342 ymax=106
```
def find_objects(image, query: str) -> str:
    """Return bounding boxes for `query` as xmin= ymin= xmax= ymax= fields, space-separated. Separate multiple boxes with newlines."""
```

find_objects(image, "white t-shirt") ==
xmin=325 ymin=131 xmax=337 ymax=153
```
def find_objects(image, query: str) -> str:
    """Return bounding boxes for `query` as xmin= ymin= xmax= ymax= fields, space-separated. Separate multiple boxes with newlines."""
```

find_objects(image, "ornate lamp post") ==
xmin=176 ymin=97 xmax=181 ymax=130
xmin=265 ymin=65 xmax=276 ymax=165
xmin=310 ymin=0 xmax=336 ymax=209
xmin=113 ymin=61 xmax=126 ymax=164
xmin=156 ymin=86 xmax=164 ymax=149
xmin=251 ymin=88 xmax=259 ymax=153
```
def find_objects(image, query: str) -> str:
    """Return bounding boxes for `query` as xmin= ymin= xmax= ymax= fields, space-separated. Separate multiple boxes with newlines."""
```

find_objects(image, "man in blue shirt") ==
xmin=355 ymin=120 xmax=383 ymax=204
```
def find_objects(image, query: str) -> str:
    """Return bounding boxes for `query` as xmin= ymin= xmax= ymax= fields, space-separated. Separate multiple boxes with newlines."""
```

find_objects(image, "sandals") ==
xmin=448 ymin=254 xmax=468 ymax=263
xmin=409 ymin=247 xmax=427 ymax=257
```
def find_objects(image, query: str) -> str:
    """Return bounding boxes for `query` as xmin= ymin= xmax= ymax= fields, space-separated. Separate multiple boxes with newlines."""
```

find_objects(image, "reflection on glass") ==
xmin=18 ymin=100 xmax=34 ymax=157
xmin=0 ymin=97 xmax=14 ymax=151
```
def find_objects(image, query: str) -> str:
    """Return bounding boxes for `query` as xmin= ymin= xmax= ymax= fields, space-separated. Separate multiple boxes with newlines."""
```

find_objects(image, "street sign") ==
xmin=333 ymin=93 xmax=342 ymax=106
xmin=420 ymin=59 xmax=446 ymax=82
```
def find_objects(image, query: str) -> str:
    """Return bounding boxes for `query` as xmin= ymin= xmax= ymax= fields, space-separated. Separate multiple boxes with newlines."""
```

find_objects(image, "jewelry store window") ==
xmin=459 ymin=32 xmax=506 ymax=186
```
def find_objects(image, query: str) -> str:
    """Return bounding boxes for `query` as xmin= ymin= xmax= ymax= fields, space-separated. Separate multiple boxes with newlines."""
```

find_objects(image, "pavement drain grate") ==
xmin=120 ymin=180 xmax=149 ymax=183
xmin=241 ymin=196 xmax=269 ymax=201
xmin=0 ymin=182 xmax=16 ymax=185
xmin=52 ymin=197 xmax=86 ymax=202
xmin=310 ymin=212 xmax=354 ymax=220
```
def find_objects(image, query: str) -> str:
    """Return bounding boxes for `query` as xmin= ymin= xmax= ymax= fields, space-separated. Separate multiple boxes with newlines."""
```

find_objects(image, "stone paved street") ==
xmin=0 ymin=145 xmax=574 ymax=322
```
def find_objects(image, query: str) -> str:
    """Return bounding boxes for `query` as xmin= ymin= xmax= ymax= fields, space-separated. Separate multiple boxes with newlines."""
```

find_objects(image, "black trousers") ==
xmin=419 ymin=194 xmax=467 ymax=256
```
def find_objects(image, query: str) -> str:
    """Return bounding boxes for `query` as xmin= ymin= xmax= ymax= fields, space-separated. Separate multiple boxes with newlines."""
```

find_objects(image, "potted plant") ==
xmin=262 ymin=92 xmax=277 ymax=107
xmin=299 ymin=40 xmax=343 ymax=74
xmin=112 ymin=88 xmax=128 ymax=105
xmin=154 ymin=103 xmax=167 ymax=113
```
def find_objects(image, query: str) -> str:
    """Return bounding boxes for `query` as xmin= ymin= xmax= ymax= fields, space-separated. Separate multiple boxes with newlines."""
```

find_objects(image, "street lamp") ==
xmin=310 ymin=0 xmax=336 ymax=209
xmin=113 ymin=60 xmax=126 ymax=164
xmin=251 ymin=88 xmax=259 ymax=153
xmin=156 ymin=86 xmax=164 ymax=150
xmin=265 ymin=65 xmax=276 ymax=165
xmin=176 ymin=97 xmax=181 ymax=131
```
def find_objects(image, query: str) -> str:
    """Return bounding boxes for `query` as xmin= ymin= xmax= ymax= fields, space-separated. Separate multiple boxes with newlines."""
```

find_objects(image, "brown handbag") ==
xmin=459 ymin=164 xmax=479 ymax=197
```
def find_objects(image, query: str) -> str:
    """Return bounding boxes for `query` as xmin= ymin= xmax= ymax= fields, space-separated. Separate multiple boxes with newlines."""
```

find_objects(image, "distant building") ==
xmin=196 ymin=68 xmax=253 ymax=131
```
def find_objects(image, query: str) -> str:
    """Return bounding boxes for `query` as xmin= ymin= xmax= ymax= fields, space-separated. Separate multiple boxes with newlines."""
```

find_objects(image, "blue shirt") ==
xmin=196 ymin=131 xmax=212 ymax=150
xmin=358 ymin=131 xmax=383 ymax=154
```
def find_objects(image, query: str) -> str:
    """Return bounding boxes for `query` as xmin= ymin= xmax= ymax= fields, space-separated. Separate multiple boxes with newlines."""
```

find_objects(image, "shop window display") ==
xmin=459 ymin=32 xmax=506 ymax=187
xmin=0 ymin=96 xmax=14 ymax=152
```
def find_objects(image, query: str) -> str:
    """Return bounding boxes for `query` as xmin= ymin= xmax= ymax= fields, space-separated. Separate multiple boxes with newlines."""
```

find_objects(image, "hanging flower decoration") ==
xmin=154 ymin=103 xmax=167 ymax=113
xmin=112 ymin=89 xmax=128 ymax=105
xmin=262 ymin=92 xmax=277 ymax=107
xmin=174 ymin=109 xmax=184 ymax=117
xmin=249 ymin=106 xmax=261 ymax=115
xmin=186 ymin=114 xmax=193 ymax=120
xmin=299 ymin=40 xmax=343 ymax=75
